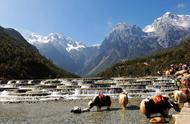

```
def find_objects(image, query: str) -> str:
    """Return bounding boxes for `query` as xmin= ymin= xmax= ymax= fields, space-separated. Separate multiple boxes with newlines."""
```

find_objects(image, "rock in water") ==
xmin=70 ymin=106 xmax=82 ymax=113
xmin=82 ymin=108 xmax=90 ymax=112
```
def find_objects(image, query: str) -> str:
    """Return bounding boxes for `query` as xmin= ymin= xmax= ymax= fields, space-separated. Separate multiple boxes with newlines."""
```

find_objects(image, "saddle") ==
xmin=99 ymin=94 xmax=106 ymax=101
xmin=181 ymin=88 xmax=190 ymax=95
xmin=152 ymin=95 xmax=165 ymax=104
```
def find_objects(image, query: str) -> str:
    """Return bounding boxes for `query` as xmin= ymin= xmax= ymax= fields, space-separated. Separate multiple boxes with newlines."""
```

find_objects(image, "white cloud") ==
xmin=107 ymin=20 xmax=113 ymax=26
xmin=177 ymin=3 xmax=185 ymax=8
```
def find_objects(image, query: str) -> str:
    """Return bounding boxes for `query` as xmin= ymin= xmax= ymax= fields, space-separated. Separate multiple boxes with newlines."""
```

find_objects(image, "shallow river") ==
xmin=0 ymin=99 xmax=177 ymax=124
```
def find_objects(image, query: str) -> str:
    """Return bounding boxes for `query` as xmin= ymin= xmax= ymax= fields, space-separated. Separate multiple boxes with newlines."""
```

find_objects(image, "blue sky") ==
xmin=0 ymin=0 xmax=190 ymax=45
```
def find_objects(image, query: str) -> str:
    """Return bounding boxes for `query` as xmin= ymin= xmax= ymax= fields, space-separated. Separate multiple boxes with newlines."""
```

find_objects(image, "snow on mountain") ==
xmin=20 ymin=30 xmax=100 ymax=75
xmin=66 ymin=41 xmax=86 ymax=52
xmin=143 ymin=12 xmax=190 ymax=33
xmin=143 ymin=25 xmax=156 ymax=33
xmin=143 ymin=12 xmax=190 ymax=48
xmin=21 ymin=31 xmax=86 ymax=53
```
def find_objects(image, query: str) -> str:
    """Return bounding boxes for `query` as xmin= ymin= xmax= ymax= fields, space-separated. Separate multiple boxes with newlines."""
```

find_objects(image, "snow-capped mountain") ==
xmin=22 ymin=32 xmax=99 ymax=74
xmin=144 ymin=12 xmax=190 ymax=33
xmin=83 ymin=12 xmax=190 ymax=76
xmin=21 ymin=12 xmax=190 ymax=76
xmin=143 ymin=12 xmax=190 ymax=47
xmin=82 ymin=23 xmax=161 ymax=76
xmin=24 ymin=32 xmax=86 ymax=52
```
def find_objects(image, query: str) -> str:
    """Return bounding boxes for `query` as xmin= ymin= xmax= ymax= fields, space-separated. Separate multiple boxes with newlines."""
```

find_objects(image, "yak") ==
xmin=118 ymin=92 xmax=128 ymax=109
xmin=140 ymin=95 xmax=181 ymax=118
xmin=88 ymin=94 xmax=111 ymax=111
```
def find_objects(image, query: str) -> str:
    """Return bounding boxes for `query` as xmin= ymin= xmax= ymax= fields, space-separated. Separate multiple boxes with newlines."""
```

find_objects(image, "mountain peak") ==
xmin=112 ymin=23 xmax=129 ymax=31
xmin=21 ymin=31 xmax=87 ymax=53
xmin=111 ymin=23 xmax=143 ymax=35
xmin=108 ymin=23 xmax=144 ymax=39
xmin=143 ymin=12 xmax=190 ymax=33
xmin=163 ymin=12 xmax=173 ymax=17
xmin=164 ymin=12 xmax=172 ymax=15
xmin=161 ymin=12 xmax=178 ymax=20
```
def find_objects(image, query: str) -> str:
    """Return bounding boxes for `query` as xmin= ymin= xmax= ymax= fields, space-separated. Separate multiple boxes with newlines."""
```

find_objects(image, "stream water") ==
xmin=0 ymin=99 xmax=177 ymax=124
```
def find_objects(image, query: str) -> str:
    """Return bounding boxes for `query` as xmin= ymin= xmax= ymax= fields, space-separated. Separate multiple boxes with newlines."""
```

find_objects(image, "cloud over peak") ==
xmin=177 ymin=3 xmax=185 ymax=8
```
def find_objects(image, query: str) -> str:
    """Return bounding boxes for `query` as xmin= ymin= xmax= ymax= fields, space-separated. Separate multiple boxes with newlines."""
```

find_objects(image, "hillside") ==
xmin=98 ymin=39 xmax=190 ymax=77
xmin=0 ymin=26 xmax=76 ymax=79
